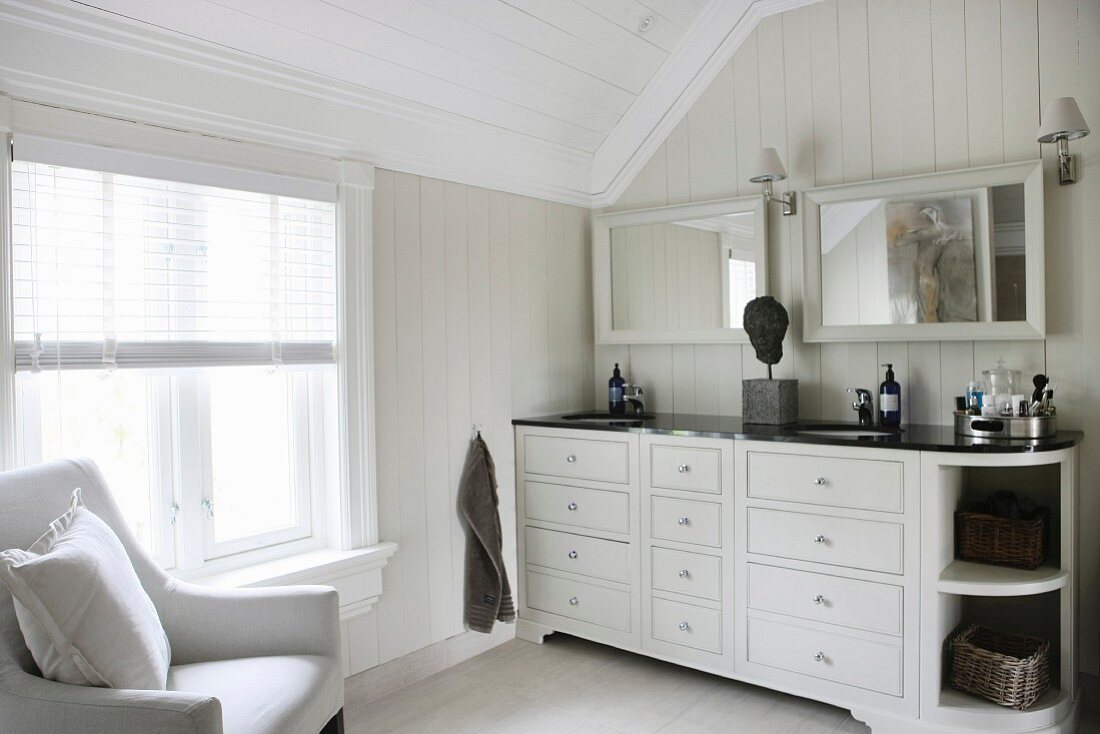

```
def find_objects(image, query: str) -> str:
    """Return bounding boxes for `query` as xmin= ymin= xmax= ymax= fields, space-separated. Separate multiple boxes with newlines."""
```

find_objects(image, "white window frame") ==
xmin=0 ymin=100 xmax=380 ymax=578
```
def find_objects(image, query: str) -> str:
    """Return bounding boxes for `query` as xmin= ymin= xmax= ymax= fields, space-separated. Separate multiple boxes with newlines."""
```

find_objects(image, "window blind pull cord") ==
xmin=29 ymin=333 xmax=44 ymax=374
xmin=102 ymin=336 xmax=118 ymax=373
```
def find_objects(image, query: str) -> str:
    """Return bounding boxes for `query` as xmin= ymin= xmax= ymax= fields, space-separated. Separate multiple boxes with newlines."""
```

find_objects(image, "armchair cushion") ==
xmin=0 ymin=488 xmax=170 ymax=690
xmin=168 ymin=655 xmax=340 ymax=734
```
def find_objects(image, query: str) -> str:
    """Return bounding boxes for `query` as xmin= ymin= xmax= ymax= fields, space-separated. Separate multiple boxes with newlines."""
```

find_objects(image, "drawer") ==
xmin=524 ymin=434 xmax=630 ymax=484
xmin=747 ymin=564 xmax=902 ymax=636
xmin=525 ymin=527 xmax=629 ymax=583
xmin=649 ymin=444 xmax=722 ymax=495
xmin=747 ymin=451 xmax=903 ymax=513
xmin=651 ymin=597 xmax=722 ymax=654
xmin=748 ymin=618 xmax=902 ymax=696
xmin=651 ymin=496 xmax=722 ymax=548
xmin=525 ymin=570 xmax=631 ymax=632
xmin=651 ymin=547 xmax=722 ymax=601
xmin=747 ymin=508 xmax=903 ymax=574
xmin=525 ymin=481 xmax=629 ymax=534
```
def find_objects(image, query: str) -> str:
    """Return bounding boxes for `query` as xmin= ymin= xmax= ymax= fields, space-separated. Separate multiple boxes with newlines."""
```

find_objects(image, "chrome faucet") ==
xmin=623 ymin=384 xmax=646 ymax=415
xmin=848 ymin=388 xmax=874 ymax=426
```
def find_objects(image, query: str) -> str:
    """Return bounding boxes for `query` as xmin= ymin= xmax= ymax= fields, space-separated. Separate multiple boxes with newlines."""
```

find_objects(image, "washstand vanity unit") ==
xmin=510 ymin=415 xmax=1083 ymax=734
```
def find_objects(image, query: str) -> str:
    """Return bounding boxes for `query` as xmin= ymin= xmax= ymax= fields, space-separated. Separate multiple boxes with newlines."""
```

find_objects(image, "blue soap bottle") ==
xmin=608 ymin=363 xmax=626 ymax=415
xmin=879 ymin=363 xmax=901 ymax=427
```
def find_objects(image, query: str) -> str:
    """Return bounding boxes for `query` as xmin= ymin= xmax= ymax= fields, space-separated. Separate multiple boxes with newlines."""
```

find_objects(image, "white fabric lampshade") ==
xmin=1037 ymin=97 xmax=1090 ymax=142
xmin=749 ymin=147 xmax=787 ymax=183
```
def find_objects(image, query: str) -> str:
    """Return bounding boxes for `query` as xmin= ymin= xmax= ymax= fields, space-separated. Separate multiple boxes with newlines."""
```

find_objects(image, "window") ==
xmin=725 ymin=247 xmax=758 ymax=329
xmin=10 ymin=160 xmax=339 ymax=571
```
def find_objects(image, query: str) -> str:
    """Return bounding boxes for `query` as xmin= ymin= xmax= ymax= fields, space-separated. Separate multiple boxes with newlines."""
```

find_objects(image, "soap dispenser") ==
xmin=879 ymin=363 xmax=901 ymax=427
xmin=608 ymin=363 xmax=626 ymax=415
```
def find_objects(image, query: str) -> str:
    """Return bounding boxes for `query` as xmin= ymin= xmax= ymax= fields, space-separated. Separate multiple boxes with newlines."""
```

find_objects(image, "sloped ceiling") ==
xmin=0 ymin=0 xmax=817 ymax=206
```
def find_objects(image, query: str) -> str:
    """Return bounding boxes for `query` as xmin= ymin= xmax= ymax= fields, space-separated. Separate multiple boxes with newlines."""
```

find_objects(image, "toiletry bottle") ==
xmin=609 ymin=363 xmax=626 ymax=414
xmin=966 ymin=381 xmax=983 ymax=415
xmin=879 ymin=363 xmax=901 ymax=427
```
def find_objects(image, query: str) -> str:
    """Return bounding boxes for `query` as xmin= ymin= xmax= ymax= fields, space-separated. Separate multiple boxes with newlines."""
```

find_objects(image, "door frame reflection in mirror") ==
xmin=593 ymin=195 xmax=767 ymax=344
xmin=799 ymin=160 xmax=1044 ymax=343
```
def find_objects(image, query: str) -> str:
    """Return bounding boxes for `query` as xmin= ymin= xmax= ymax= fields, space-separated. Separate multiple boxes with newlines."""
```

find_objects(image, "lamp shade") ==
xmin=1037 ymin=97 xmax=1090 ymax=142
xmin=749 ymin=147 xmax=788 ymax=183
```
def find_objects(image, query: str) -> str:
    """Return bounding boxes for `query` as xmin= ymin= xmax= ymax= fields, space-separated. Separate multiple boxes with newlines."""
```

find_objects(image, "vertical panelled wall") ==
xmin=357 ymin=171 xmax=593 ymax=671
xmin=601 ymin=0 xmax=1100 ymax=671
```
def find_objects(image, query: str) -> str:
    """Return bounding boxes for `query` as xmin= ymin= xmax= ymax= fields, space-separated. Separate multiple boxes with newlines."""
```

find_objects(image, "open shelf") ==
xmin=937 ymin=560 xmax=1068 ymax=596
xmin=936 ymin=686 xmax=1071 ymax=730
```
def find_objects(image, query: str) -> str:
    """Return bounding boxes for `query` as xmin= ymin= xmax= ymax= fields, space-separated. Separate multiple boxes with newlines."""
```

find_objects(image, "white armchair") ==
xmin=0 ymin=459 xmax=345 ymax=734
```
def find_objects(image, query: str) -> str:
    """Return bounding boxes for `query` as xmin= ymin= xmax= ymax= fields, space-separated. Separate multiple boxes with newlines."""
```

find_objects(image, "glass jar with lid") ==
xmin=982 ymin=357 xmax=1021 ymax=416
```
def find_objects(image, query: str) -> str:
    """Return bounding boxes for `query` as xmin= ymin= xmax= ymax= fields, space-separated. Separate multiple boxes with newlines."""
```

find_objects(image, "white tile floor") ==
xmin=346 ymin=633 xmax=1100 ymax=734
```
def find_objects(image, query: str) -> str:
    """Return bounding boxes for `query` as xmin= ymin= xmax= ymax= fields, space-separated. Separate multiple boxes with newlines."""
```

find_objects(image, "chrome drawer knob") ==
xmin=812 ymin=594 xmax=825 ymax=605
xmin=813 ymin=651 xmax=825 ymax=662
xmin=813 ymin=476 xmax=827 ymax=486
xmin=679 ymin=622 xmax=690 ymax=631
xmin=569 ymin=596 xmax=579 ymax=606
xmin=566 ymin=455 xmax=577 ymax=463
xmin=678 ymin=569 xmax=690 ymax=579
xmin=567 ymin=502 xmax=578 ymax=511
xmin=568 ymin=550 xmax=578 ymax=559
xmin=678 ymin=464 xmax=690 ymax=473
xmin=677 ymin=516 xmax=690 ymax=526
xmin=813 ymin=534 xmax=827 ymax=544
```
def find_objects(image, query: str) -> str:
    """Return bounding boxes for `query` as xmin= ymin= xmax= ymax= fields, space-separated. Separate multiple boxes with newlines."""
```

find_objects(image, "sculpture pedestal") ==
xmin=742 ymin=378 xmax=799 ymax=425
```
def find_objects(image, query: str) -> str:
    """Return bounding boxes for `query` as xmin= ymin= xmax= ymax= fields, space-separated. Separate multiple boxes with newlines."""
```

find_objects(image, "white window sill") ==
xmin=191 ymin=541 xmax=398 ymax=621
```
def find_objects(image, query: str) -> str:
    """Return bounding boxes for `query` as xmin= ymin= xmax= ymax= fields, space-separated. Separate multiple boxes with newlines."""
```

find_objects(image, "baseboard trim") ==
xmin=343 ymin=623 xmax=515 ymax=709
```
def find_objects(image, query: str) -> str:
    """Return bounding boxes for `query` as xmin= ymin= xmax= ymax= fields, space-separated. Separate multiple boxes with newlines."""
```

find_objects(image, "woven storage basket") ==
xmin=948 ymin=624 xmax=1050 ymax=710
xmin=955 ymin=508 xmax=1047 ymax=570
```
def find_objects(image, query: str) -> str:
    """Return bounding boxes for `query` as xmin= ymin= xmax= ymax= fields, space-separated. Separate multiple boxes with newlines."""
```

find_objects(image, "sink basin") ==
xmin=793 ymin=423 xmax=902 ymax=438
xmin=561 ymin=411 xmax=656 ymax=423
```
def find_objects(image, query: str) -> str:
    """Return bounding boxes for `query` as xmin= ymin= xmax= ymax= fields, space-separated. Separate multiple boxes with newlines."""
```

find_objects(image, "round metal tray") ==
xmin=954 ymin=411 xmax=1057 ymax=439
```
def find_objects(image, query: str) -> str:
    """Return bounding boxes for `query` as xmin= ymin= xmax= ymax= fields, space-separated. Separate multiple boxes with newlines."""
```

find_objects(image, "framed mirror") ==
xmin=593 ymin=196 xmax=766 ymax=344
xmin=799 ymin=160 xmax=1044 ymax=342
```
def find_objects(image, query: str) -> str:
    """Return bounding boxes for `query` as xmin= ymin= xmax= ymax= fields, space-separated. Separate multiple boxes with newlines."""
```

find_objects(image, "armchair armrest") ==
xmin=0 ymin=667 xmax=222 ymax=734
xmin=159 ymin=581 xmax=340 ymax=666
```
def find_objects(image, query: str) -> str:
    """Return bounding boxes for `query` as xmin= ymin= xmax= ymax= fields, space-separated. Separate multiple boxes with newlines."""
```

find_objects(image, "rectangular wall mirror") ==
xmin=799 ymin=160 xmax=1044 ymax=342
xmin=593 ymin=196 xmax=766 ymax=344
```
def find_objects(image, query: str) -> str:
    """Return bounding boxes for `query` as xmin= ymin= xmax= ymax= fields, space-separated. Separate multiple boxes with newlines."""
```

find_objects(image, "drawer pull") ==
xmin=813 ymin=534 xmax=827 ymax=544
xmin=568 ymin=596 xmax=579 ymax=606
xmin=679 ymin=621 xmax=690 ymax=631
xmin=678 ymin=464 xmax=690 ymax=473
xmin=567 ymin=502 xmax=579 ymax=511
xmin=812 ymin=594 xmax=825 ymax=605
xmin=677 ymin=516 xmax=690 ymax=526
xmin=566 ymin=454 xmax=577 ymax=463
xmin=813 ymin=651 xmax=826 ymax=662
xmin=813 ymin=476 xmax=827 ymax=486
xmin=678 ymin=569 xmax=690 ymax=579
xmin=568 ymin=550 xmax=578 ymax=559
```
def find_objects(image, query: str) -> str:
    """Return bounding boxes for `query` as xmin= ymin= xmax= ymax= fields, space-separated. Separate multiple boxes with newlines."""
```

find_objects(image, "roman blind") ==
xmin=11 ymin=155 xmax=338 ymax=372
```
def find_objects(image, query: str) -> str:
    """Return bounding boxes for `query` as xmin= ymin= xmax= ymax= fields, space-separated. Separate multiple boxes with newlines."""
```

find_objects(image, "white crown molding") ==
xmin=0 ymin=0 xmax=819 ymax=208
xmin=589 ymin=0 xmax=822 ymax=208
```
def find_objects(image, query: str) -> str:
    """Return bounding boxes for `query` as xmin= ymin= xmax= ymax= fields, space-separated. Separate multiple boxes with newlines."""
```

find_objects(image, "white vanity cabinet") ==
xmin=734 ymin=441 xmax=921 ymax=719
xmin=515 ymin=427 xmax=642 ymax=650
xmin=513 ymin=422 xmax=1083 ymax=734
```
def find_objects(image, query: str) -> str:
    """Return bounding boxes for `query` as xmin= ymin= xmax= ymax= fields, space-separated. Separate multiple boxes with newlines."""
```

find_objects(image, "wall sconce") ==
xmin=1037 ymin=96 xmax=1090 ymax=185
xmin=749 ymin=147 xmax=796 ymax=215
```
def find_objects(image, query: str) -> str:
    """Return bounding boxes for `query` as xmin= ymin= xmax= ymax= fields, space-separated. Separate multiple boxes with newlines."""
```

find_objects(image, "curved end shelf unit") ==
xmin=936 ymin=560 xmax=1070 ymax=597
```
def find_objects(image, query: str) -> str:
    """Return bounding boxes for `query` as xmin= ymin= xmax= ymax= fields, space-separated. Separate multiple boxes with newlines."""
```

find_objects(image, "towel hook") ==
xmin=472 ymin=423 xmax=483 ymax=440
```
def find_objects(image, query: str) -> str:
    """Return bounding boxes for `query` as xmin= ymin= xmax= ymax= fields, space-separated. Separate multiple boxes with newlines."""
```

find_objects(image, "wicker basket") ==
xmin=948 ymin=625 xmax=1050 ymax=710
xmin=955 ymin=508 xmax=1047 ymax=570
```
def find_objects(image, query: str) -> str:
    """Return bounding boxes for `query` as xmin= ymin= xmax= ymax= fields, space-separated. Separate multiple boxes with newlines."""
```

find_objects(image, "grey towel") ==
xmin=458 ymin=435 xmax=515 ymax=633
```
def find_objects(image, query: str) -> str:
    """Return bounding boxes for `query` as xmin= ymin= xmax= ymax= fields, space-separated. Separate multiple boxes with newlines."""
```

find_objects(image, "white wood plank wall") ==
xmin=353 ymin=170 xmax=593 ymax=672
xmin=600 ymin=0 xmax=1100 ymax=672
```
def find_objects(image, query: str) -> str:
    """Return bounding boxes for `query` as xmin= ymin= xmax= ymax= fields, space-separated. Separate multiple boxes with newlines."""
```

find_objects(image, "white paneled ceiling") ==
xmin=0 ymin=0 xmax=817 ymax=205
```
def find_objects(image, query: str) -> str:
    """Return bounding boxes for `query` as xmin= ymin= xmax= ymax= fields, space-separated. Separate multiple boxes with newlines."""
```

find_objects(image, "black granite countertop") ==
xmin=512 ymin=412 xmax=1083 ymax=453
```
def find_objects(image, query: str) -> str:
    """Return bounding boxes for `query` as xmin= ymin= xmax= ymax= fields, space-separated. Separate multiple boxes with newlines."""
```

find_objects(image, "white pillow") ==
xmin=0 ymin=488 xmax=171 ymax=690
